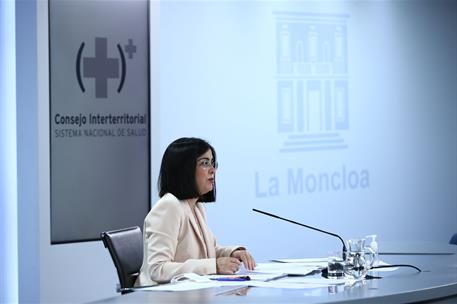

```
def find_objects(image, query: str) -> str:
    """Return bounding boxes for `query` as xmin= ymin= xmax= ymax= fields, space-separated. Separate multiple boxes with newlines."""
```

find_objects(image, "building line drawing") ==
xmin=275 ymin=12 xmax=350 ymax=152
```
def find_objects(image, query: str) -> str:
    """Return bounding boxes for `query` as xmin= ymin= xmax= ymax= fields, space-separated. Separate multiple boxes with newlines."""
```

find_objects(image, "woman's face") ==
xmin=195 ymin=149 xmax=216 ymax=196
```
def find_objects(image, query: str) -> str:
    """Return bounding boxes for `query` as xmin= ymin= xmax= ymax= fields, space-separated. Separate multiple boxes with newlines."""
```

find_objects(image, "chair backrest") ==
xmin=450 ymin=233 xmax=457 ymax=245
xmin=101 ymin=226 xmax=143 ymax=293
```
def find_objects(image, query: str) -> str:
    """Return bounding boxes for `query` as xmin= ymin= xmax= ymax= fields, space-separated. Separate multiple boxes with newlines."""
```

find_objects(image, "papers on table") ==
xmin=170 ymin=272 xmax=212 ymax=283
xmin=138 ymin=259 xmax=398 ymax=292
xmin=279 ymin=276 xmax=350 ymax=285
xmin=272 ymin=257 xmax=328 ymax=264
xmin=139 ymin=260 xmax=323 ymax=292
xmin=369 ymin=261 xmax=399 ymax=272
xmin=270 ymin=257 xmax=328 ymax=270
xmin=247 ymin=273 xmax=288 ymax=281
xmin=140 ymin=279 xmax=330 ymax=291
xmin=235 ymin=280 xmax=329 ymax=289
xmin=207 ymin=272 xmax=287 ymax=282
xmin=253 ymin=257 xmax=328 ymax=276
xmin=253 ymin=262 xmax=320 ymax=276
xmin=141 ymin=281 xmax=219 ymax=292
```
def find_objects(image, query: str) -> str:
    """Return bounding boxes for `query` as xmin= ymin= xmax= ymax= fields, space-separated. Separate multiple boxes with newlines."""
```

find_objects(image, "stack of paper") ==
xmin=252 ymin=262 xmax=321 ymax=276
xmin=138 ymin=259 xmax=397 ymax=292
xmin=271 ymin=258 xmax=328 ymax=267
xmin=207 ymin=273 xmax=287 ymax=282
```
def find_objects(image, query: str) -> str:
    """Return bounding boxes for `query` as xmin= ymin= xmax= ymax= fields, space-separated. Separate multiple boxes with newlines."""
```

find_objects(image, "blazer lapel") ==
xmin=185 ymin=202 xmax=208 ymax=256
xmin=195 ymin=204 xmax=216 ymax=258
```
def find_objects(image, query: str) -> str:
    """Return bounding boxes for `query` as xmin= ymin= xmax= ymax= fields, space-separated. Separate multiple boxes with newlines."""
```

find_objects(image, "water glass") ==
xmin=343 ymin=238 xmax=375 ymax=280
xmin=327 ymin=251 xmax=345 ymax=278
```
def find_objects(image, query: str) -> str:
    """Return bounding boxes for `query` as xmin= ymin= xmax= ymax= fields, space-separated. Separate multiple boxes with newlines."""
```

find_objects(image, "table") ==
xmin=379 ymin=242 xmax=457 ymax=255
xmin=90 ymin=253 xmax=457 ymax=303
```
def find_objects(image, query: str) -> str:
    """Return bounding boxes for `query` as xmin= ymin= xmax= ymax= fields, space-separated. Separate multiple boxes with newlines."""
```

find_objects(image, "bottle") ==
xmin=366 ymin=235 xmax=379 ymax=267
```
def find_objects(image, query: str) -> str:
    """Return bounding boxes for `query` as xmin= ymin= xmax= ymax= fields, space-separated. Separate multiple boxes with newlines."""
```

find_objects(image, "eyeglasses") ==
xmin=197 ymin=157 xmax=218 ymax=170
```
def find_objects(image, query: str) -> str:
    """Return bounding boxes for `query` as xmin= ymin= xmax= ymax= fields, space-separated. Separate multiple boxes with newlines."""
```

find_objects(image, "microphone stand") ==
xmin=253 ymin=209 xmax=422 ymax=276
xmin=252 ymin=208 xmax=347 ymax=260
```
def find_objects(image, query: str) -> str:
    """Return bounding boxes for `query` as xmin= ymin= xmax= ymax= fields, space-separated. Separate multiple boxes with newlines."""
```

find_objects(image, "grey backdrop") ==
xmin=49 ymin=0 xmax=150 ymax=243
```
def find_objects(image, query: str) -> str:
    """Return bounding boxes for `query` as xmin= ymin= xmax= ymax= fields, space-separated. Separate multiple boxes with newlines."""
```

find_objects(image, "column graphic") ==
xmin=278 ymin=81 xmax=294 ymax=132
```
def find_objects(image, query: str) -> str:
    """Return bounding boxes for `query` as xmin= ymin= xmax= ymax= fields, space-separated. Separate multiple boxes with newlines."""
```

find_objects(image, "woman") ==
xmin=136 ymin=137 xmax=256 ymax=285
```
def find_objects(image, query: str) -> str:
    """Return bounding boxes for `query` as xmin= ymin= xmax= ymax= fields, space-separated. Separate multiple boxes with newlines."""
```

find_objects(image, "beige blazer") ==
xmin=135 ymin=193 xmax=242 ymax=285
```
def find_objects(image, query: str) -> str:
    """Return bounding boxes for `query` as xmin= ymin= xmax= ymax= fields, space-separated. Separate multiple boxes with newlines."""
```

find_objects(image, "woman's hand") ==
xmin=231 ymin=249 xmax=256 ymax=271
xmin=216 ymin=257 xmax=241 ymax=274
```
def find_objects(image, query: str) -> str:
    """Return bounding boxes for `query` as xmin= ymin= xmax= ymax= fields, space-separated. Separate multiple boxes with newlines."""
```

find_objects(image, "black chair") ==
xmin=450 ymin=233 xmax=457 ymax=245
xmin=101 ymin=226 xmax=143 ymax=294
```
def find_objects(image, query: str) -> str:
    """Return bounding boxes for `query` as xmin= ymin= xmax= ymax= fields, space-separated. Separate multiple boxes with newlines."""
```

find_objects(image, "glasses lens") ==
xmin=198 ymin=158 xmax=218 ymax=169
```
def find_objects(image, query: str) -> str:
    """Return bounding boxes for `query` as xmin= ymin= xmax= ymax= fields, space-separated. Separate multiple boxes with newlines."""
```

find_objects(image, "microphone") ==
xmin=252 ymin=208 xmax=347 ymax=259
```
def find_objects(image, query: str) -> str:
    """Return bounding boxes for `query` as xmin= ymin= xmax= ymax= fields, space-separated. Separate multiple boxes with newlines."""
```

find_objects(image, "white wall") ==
xmin=10 ymin=0 xmax=457 ymax=303
xmin=0 ymin=0 xmax=18 ymax=302
xmin=158 ymin=0 xmax=457 ymax=260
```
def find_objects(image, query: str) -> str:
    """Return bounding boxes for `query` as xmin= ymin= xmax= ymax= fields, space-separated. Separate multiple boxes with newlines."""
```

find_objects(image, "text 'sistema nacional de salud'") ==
xmin=53 ymin=113 xmax=147 ymax=137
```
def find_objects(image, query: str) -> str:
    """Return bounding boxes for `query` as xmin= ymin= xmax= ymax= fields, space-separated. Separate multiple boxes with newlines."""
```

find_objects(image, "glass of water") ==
xmin=344 ymin=238 xmax=375 ymax=280
xmin=327 ymin=251 xmax=345 ymax=278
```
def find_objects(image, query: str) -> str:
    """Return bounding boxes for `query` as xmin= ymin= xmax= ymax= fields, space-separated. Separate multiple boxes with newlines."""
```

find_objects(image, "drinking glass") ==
xmin=327 ymin=251 xmax=345 ymax=278
xmin=343 ymin=238 xmax=375 ymax=280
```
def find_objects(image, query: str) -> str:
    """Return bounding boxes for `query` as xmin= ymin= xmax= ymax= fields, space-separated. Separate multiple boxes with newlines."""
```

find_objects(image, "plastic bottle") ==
xmin=366 ymin=235 xmax=379 ymax=266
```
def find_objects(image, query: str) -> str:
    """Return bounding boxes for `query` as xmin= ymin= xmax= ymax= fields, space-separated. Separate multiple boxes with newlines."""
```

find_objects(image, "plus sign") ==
xmin=83 ymin=37 xmax=119 ymax=98
xmin=124 ymin=39 xmax=137 ymax=59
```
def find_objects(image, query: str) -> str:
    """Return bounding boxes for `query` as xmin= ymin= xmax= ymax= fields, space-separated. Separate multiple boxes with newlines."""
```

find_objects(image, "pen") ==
xmin=211 ymin=276 xmax=250 ymax=282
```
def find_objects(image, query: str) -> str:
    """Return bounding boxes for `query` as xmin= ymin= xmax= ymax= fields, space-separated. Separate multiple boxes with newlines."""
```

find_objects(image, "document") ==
xmin=253 ymin=262 xmax=320 ymax=276
xmin=138 ymin=259 xmax=398 ymax=292
xmin=141 ymin=281 xmax=221 ymax=292
xmin=207 ymin=273 xmax=287 ymax=282
xmin=240 ymin=280 xmax=329 ymax=289
xmin=141 ymin=278 xmax=330 ymax=291
xmin=369 ymin=261 xmax=399 ymax=272
xmin=278 ymin=276 xmax=349 ymax=285
xmin=170 ymin=272 xmax=212 ymax=283
xmin=272 ymin=257 xmax=328 ymax=263
xmin=271 ymin=258 xmax=328 ymax=268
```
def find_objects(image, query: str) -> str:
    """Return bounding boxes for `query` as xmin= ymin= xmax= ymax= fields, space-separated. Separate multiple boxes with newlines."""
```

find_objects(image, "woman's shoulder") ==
xmin=152 ymin=193 xmax=185 ymax=214
xmin=158 ymin=193 xmax=180 ymax=204
xmin=144 ymin=193 xmax=187 ymax=229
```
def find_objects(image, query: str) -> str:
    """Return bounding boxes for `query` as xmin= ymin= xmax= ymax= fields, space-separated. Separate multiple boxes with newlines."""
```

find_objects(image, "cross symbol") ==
xmin=124 ymin=39 xmax=137 ymax=59
xmin=83 ymin=37 xmax=119 ymax=98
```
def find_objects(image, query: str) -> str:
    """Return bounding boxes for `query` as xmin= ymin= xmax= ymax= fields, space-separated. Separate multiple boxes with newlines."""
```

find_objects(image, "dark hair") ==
xmin=158 ymin=137 xmax=216 ymax=202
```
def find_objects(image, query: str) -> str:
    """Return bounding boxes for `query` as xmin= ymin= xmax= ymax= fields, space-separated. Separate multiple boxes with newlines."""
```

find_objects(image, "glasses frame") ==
xmin=197 ymin=157 xmax=218 ymax=170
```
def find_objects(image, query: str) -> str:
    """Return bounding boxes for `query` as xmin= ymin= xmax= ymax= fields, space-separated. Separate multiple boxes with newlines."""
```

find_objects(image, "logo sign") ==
xmin=49 ymin=0 xmax=150 ymax=244
xmin=275 ymin=13 xmax=350 ymax=152
xmin=76 ymin=37 xmax=138 ymax=98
